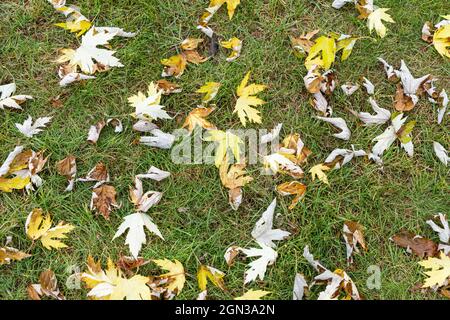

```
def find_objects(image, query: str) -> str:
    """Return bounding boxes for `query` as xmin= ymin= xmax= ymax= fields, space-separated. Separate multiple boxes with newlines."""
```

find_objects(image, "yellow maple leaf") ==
xmin=367 ymin=8 xmax=395 ymax=38
xmin=309 ymin=164 xmax=331 ymax=185
xmin=25 ymin=208 xmax=74 ymax=250
xmin=419 ymin=252 xmax=450 ymax=288
xmin=0 ymin=176 xmax=30 ymax=192
xmin=305 ymin=36 xmax=336 ymax=70
xmin=196 ymin=82 xmax=221 ymax=103
xmin=182 ymin=107 xmax=217 ymax=132
xmin=234 ymin=289 xmax=271 ymax=300
xmin=153 ymin=259 xmax=186 ymax=295
xmin=234 ymin=71 xmax=267 ymax=126
xmin=204 ymin=130 xmax=243 ymax=167
xmin=433 ymin=24 xmax=450 ymax=58
xmin=81 ymin=257 xmax=151 ymax=300
xmin=197 ymin=265 xmax=226 ymax=291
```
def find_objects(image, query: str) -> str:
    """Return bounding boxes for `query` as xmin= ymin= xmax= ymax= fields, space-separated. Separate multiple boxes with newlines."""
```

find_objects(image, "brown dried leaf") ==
xmin=394 ymin=85 xmax=415 ymax=111
xmin=156 ymin=80 xmax=182 ymax=95
xmin=91 ymin=184 xmax=118 ymax=219
xmin=56 ymin=155 xmax=77 ymax=191
xmin=392 ymin=231 xmax=438 ymax=258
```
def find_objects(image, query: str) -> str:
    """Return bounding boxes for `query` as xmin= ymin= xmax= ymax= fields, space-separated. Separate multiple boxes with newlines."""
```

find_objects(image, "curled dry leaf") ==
xmin=276 ymin=181 xmax=307 ymax=210
xmin=219 ymin=158 xmax=252 ymax=210
xmin=56 ymin=155 xmax=77 ymax=191
xmin=224 ymin=246 xmax=242 ymax=266
xmin=136 ymin=166 xmax=170 ymax=182
xmin=426 ymin=213 xmax=450 ymax=244
xmin=324 ymin=146 xmax=367 ymax=169
xmin=49 ymin=1 xmax=91 ymax=36
xmin=90 ymin=184 xmax=119 ymax=219
xmin=279 ymin=133 xmax=312 ymax=165
xmin=156 ymin=79 xmax=182 ymax=95
xmin=341 ymin=83 xmax=359 ymax=96
xmin=291 ymin=29 xmax=320 ymax=58
xmin=0 ymin=246 xmax=31 ymax=265
xmin=28 ymin=269 xmax=65 ymax=300
xmin=78 ymin=161 xmax=109 ymax=187
xmin=140 ymin=129 xmax=176 ymax=149
xmin=197 ymin=265 xmax=226 ymax=291
xmin=363 ymin=77 xmax=375 ymax=95
xmin=433 ymin=142 xmax=449 ymax=166
xmin=356 ymin=98 xmax=391 ymax=126
xmin=220 ymin=37 xmax=242 ymax=62
xmin=293 ymin=273 xmax=308 ymax=300
xmin=315 ymin=116 xmax=351 ymax=140
xmin=392 ymin=231 xmax=438 ymax=258
xmin=263 ymin=152 xmax=304 ymax=179
xmin=343 ymin=221 xmax=367 ymax=264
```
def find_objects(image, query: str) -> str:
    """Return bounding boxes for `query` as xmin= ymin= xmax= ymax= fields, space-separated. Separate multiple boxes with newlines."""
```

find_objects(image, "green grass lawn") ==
xmin=0 ymin=0 xmax=449 ymax=300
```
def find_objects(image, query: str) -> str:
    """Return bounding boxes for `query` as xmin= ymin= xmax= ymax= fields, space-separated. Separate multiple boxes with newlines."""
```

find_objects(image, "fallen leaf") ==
xmin=419 ymin=252 xmax=450 ymax=288
xmin=251 ymin=199 xmax=290 ymax=248
xmin=153 ymin=259 xmax=186 ymax=295
xmin=196 ymin=82 xmax=221 ymax=103
xmin=367 ymin=8 xmax=395 ymax=38
xmin=0 ymin=83 xmax=33 ymax=110
xmin=197 ymin=265 xmax=226 ymax=291
xmin=220 ymin=37 xmax=242 ymax=61
xmin=28 ymin=269 xmax=65 ymax=300
xmin=0 ymin=246 xmax=31 ymax=265
xmin=25 ymin=208 xmax=75 ymax=250
xmin=392 ymin=231 xmax=438 ymax=258
xmin=204 ymin=130 xmax=242 ymax=167
xmin=182 ymin=107 xmax=216 ymax=132
xmin=276 ymin=181 xmax=307 ymax=210
xmin=234 ymin=289 xmax=271 ymax=300
xmin=113 ymin=212 xmax=164 ymax=259
xmin=315 ymin=116 xmax=351 ymax=140
xmin=90 ymin=184 xmax=119 ymax=219
xmin=309 ymin=164 xmax=331 ymax=185
xmin=343 ymin=221 xmax=367 ymax=264
xmin=234 ymin=71 xmax=267 ymax=126
xmin=56 ymin=155 xmax=77 ymax=191
xmin=241 ymin=242 xmax=278 ymax=284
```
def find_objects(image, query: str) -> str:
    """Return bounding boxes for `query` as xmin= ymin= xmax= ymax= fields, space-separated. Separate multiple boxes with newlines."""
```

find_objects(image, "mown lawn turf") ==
xmin=0 ymin=0 xmax=449 ymax=299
